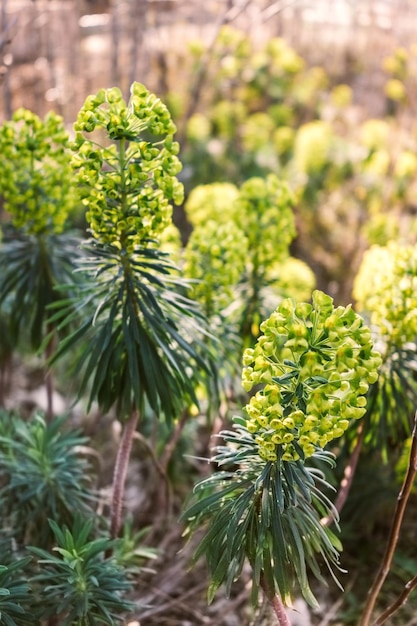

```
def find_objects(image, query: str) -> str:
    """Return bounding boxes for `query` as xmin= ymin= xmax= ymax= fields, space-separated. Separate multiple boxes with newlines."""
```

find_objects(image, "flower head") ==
xmin=353 ymin=242 xmax=417 ymax=347
xmin=183 ymin=220 xmax=248 ymax=317
xmin=72 ymin=83 xmax=183 ymax=252
xmin=0 ymin=109 xmax=75 ymax=235
xmin=242 ymin=290 xmax=382 ymax=462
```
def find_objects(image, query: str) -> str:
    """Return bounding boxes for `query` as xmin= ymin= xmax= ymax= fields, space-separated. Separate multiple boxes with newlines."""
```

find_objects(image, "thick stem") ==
xmin=260 ymin=573 xmax=292 ymax=626
xmin=359 ymin=410 xmax=417 ymax=626
xmin=110 ymin=409 xmax=139 ymax=540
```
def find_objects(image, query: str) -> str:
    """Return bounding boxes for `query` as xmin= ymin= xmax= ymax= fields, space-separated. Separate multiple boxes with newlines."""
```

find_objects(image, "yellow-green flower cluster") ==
xmin=0 ymin=108 xmax=75 ymax=235
xmin=184 ymin=182 xmax=240 ymax=227
xmin=294 ymin=121 xmax=333 ymax=174
xmin=242 ymin=290 xmax=381 ymax=462
xmin=241 ymin=113 xmax=275 ymax=153
xmin=266 ymin=37 xmax=305 ymax=75
xmin=72 ymin=82 xmax=183 ymax=252
xmin=267 ymin=256 xmax=316 ymax=302
xmin=353 ymin=242 xmax=417 ymax=347
xmin=234 ymin=174 xmax=295 ymax=268
xmin=183 ymin=220 xmax=248 ymax=317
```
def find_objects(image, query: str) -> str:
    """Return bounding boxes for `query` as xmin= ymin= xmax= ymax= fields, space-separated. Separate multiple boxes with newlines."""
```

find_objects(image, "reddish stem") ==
xmin=260 ymin=574 xmax=292 ymax=626
xmin=110 ymin=409 xmax=139 ymax=539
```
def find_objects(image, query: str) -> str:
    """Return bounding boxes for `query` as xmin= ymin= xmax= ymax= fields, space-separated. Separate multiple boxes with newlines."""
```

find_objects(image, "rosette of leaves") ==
xmin=50 ymin=83 xmax=212 ymax=538
xmin=28 ymin=517 xmax=134 ymax=625
xmin=0 ymin=411 xmax=96 ymax=549
xmin=0 ymin=108 xmax=81 ymax=417
xmin=353 ymin=242 xmax=417 ymax=448
xmin=183 ymin=290 xmax=381 ymax=616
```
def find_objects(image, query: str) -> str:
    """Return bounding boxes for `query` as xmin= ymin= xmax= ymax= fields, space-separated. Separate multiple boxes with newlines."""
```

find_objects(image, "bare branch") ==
xmin=359 ymin=410 xmax=417 ymax=626
xmin=374 ymin=573 xmax=417 ymax=625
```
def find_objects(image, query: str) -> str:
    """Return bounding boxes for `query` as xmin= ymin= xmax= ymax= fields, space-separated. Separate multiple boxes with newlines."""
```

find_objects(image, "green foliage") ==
xmin=49 ymin=82 xmax=212 ymax=423
xmin=28 ymin=517 xmax=134 ymax=625
xmin=183 ymin=424 xmax=342 ymax=608
xmin=0 ymin=227 xmax=82 ymax=349
xmin=0 ymin=412 xmax=96 ymax=548
xmin=0 ymin=108 xmax=82 ymax=351
xmin=184 ymin=291 xmax=381 ymax=609
xmin=0 ymin=557 xmax=34 ymax=626
xmin=112 ymin=520 xmax=158 ymax=575
xmin=50 ymin=243 xmax=210 ymax=422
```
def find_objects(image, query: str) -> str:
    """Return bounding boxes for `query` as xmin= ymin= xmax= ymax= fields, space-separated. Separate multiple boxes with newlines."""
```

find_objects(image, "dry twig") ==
xmin=359 ymin=410 xmax=417 ymax=626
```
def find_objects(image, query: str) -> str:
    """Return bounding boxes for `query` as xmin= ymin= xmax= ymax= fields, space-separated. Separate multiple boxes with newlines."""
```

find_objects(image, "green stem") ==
xmin=359 ymin=410 xmax=417 ymax=626
xmin=110 ymin=409 xmax=139 ymax=539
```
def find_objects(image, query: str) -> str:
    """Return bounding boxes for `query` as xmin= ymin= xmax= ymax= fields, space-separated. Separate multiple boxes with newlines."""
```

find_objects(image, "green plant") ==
xmin=184 ymin=290 xmax=382 ymax=623
xmin=28 ymin=517 xmax=134 ymax=625
xmin=185 ymin=176 xmax=296 ymax=346
xmin=353 ymin=242 xmax=417 ymax=450
xmin=0 ymin=411 xmax=96 ymax=549
xmin=0 ymin=108 xmax=81 ymax=419
xmin=0 ymin=557 xmax=34 ymax=626
xmin=50 ymin=83 xmax=212 ymax=538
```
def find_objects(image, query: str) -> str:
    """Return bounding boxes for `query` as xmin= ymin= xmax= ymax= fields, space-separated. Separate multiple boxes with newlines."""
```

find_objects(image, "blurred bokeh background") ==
xmin=1 ymin=0 xmax=417 ymax=122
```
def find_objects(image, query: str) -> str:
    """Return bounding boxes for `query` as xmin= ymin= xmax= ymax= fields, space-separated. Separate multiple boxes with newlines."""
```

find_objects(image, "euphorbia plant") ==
xmin=183 ymin=290 xmax=381 ymax=624
xmin=0 ymin=109 xmax=80 ymax=419
xmin=185 ymin=175 xmax=297 ymax=346
xmin=51 ymin=83 xmax=211 ymax=539
xmin=232 ymin=174 xmax=296 ymax=344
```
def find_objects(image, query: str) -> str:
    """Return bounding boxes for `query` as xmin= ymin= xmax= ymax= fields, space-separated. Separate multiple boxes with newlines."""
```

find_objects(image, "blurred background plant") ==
xmin=0 ymin=108 xmax=82 ymax=420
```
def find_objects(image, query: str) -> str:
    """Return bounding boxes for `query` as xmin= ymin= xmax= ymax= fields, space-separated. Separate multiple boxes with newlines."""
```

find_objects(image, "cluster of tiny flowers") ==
xmin=183 ymin=220 xmax=248 ymax=317
xmin=233 ymin=174 xmax=296 ymax=270
xmin=242 ymin=290 xmax=382 ymax=462
xmin=0 ymin=108 xmax=75 ymax=235
xmin=72 ymin=82 xmax=183 ymax=252
xmin=353 ymin=242 xmax=417 ymax=347
xmin=184 ymin=182 xmax=240 ymax=227
xmin=293 ymin=121 xmax=333 ymax=174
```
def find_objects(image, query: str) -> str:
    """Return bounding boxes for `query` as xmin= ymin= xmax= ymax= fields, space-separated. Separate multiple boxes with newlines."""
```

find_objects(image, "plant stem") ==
xmin=359 ymin=410 xmax=417 ymax=626
xmin=110 ymin=409 xmax=139 ymax=540
xmin=260 ymin=573 xmax=292 ymax=626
